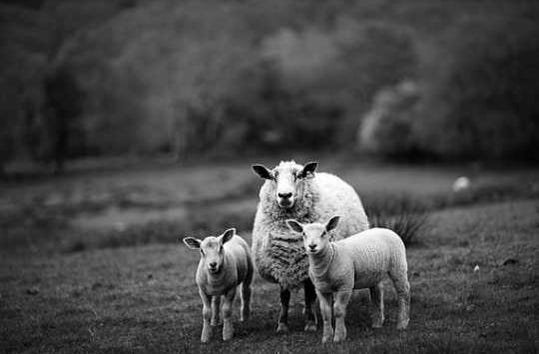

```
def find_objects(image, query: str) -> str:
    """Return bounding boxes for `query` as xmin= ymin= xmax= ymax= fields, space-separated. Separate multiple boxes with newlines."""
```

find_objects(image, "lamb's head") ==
xmin=286 ymin=216 xmax=340 ymax=255
xmin=252 ymin=160 xmax=318 ymax=210
xmin=183 ymin=228 xmax=235 ymax=274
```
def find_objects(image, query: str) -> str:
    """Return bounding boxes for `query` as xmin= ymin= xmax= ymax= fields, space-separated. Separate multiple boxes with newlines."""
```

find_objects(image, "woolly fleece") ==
xmin=252 ymin=161 xmax=369 ymax=289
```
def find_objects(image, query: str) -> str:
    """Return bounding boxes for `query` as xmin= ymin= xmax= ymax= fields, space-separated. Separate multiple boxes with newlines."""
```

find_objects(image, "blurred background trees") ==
xmin=1 ymin=0 xmax=538 ymax=170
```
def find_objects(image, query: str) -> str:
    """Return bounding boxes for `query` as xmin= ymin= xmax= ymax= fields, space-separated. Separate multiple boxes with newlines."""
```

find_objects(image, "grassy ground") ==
xmin=0 ymin=159 xmax=538 ymax=353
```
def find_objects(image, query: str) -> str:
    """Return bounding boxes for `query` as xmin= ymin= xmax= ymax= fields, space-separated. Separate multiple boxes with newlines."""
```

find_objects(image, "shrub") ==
xmin=363 ymin=194 xmax=428 ymax=246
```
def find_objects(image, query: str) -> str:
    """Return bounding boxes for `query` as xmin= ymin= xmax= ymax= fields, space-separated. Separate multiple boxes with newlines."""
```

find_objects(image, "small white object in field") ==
xmin=452 ymin=176 xmax=471 ymax=192
xmin=473 ymin=264 xmax=480 ymax=272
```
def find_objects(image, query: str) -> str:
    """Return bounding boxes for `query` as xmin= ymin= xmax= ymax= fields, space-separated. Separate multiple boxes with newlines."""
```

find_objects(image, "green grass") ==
xmin=1 ymin=200 xmax=537 ymax=353
xmin=0 ymin=160 xmax=538 ymax=352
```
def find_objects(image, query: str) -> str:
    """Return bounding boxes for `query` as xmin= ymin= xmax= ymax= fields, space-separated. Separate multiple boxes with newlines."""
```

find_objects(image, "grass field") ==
xmin=1 ymin=158 xmax=538 ymax=353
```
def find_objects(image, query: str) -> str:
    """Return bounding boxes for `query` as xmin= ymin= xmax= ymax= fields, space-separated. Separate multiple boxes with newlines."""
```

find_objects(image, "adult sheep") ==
xmin=251 ymin=160 xmax=369 ymax=332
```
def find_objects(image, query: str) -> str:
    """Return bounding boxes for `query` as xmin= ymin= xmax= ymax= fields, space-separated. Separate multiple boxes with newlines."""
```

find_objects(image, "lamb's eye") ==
xmin=200 ymin=249 xmax=205 ymax=256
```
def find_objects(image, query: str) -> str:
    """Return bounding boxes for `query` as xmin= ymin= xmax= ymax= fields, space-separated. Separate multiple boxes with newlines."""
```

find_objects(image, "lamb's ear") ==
xmin=183 ymin=237 xmax=202 ymax=249
xmin=221 ymin=228 xmax=235 ymax=244
xmin=325 ymin=216 xmax=340 ymax=232
xmin=299 ymin=161 xmax=318 ymax=178
xmin=252 ymin=164 xmax=273 ymax=180
xmin=286 ymin=219 xmax=304 ymax=233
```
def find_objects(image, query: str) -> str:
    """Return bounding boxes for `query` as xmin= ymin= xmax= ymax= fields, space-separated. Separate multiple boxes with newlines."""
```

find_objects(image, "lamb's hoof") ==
xmin=372 ymin=319 xmax=384 ymax=328
xmin=322 ymin=336 xmax=331 ymax=344
xmin=396 ymin=320 xmax=409 ymax=330
xmin=304 ymin=322 xmax=317 ymax=332
xmin=276 ymin=322 xmax=289 ymax=333
xmin=210 ymin=320 xmax=218 ymax=326
xmin=333 ymin=336 xmax=345 ymax=343
xmin=240 ymin=311 xmax=250 ymax=322
xmin=223 ymin=329 xmax=234 ymax=341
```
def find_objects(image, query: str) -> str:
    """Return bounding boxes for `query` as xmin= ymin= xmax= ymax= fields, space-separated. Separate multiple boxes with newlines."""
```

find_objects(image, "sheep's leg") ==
xmin=198 ymin=288 xmax=212 ymax=343
xmin=276 ymin=287 xmax=290 ymax=333
xmin=390 ymin=272 xmax=410 ymax=330
xmin=240 ymin=256 xmax=254 ymax=322
xmin=370 ymin=282 xmax=384 ymax=328
xmin=240 ymin=282 xmax=251 ymax=322
xmin=211 ymin=295 xmax=221 ymax=326
xmin=316 ymin=290 xmax=333 ymax=343
xmin=222 ymin=287 xmax=237 ymax=341
xmin=303 ymin=279 xmax=318 ymax=331
xmin=333 ymin=290 xmax=352 ymax=342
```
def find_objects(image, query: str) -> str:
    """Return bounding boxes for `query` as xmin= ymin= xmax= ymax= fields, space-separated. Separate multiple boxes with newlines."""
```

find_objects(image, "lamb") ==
xmin=286 ymin=216 xmax=410 ymax=343
xmin=251 ymin=160 xmax=369 ymax=332
xmin=183 ymin=228 xmax=253 ymax=342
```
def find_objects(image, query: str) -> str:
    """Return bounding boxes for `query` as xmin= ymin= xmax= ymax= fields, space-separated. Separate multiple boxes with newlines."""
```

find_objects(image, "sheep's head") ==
xmin=286 ymin=216 xmax=340 ymax=255
xmin=252 ymin=160 xmax=318 ymax=210
xmin=183 ymin=228 xmax=235 ymax=274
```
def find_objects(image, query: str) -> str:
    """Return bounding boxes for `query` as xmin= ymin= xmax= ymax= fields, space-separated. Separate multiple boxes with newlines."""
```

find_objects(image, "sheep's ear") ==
xmin=252 ymin=164 xmax=273 ymax=180
xmin=325 ymin=216 xmax=340 ymax=232
xmin=299 ymin=161 xmax=318 ymax=178
xmin=286 ymin=219 xmax=304 ymax=233
xmin=183 ymin=237 xmax=202 ymax=249
xmin=221 ymin=228 xmax=235 ymax=244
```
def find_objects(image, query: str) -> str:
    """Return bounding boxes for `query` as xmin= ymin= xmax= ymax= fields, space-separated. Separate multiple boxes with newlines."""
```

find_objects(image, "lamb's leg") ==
xmin=211 ymin=295 xmax=220 ymax=326
xmin=222 ymin=287 xmax=237 ymax=341
xmin=333 ymin=290 xmax=352 ymax=343
xmin=390 ymin=272 xmax=410 ymax=330
xmin=198 ymin=288 xmax=212 ymax=343
xmin=369 ymin=282 xmax=384 ymax=328
xmin=276 ymin=287 xmax=290 ymax=333
xmin=240 ymin=282 xmax=251 ymax=322
xmin=303 ymin=279 xmax=318 ymax=331
xmin=316 ymin=290 xmax=333 ymax=343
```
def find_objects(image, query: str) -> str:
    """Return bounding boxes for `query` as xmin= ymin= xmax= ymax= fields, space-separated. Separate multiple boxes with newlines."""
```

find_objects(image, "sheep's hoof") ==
xmin=210 ymin=320 xmax=218 ymax=326
xmin=304 ymin=322 xmax=317 ymax=332
xmin=322 ymin=336 xmax=331 ymax=344
xmin=276 ymin=322 xmax=289 ymax=333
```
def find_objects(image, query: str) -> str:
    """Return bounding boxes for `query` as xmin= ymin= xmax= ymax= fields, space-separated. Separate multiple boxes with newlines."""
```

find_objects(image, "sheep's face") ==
xmin=286 ymin=216 xmax=340 ymax=255
xmin=252 ymin=161 xmax=318 ymax=210
xmin=183 ymin=228 xmax=235 ymax=275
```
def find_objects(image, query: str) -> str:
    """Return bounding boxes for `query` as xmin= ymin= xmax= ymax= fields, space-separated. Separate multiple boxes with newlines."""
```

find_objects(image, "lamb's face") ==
xmin=252 ymin=161 xmax=318 ymax=210
xmin=182 ymin=228 xmax=235 ymax=275
xmin=302 ymin=223 xmax=330 ymax=255
xmin=286 ymin=216 xmax=341 ymax=255
xmin=199 ymin=237 xmax=225 ymax=274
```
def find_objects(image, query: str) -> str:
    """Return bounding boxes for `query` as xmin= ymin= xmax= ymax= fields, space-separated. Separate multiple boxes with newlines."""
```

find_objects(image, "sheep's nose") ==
xmin=209 ymin=262 xmax=217 ymax=268
xmin=308 ymin=244 xmax=317 ymax=251
xmin=278 ymin=192 xmax=292 ymax=199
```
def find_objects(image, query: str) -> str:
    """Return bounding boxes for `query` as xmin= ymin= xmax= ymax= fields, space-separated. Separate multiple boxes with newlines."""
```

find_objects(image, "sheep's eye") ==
xmin=200 ymin=249 xmax=205 ymax=256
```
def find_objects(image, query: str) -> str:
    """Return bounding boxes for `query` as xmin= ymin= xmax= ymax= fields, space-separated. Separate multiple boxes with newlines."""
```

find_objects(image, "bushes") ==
xmin=2 ymin=0 xmax=539 ymax=165
xmin=414 ymin=16 xmax=539 ymax=161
